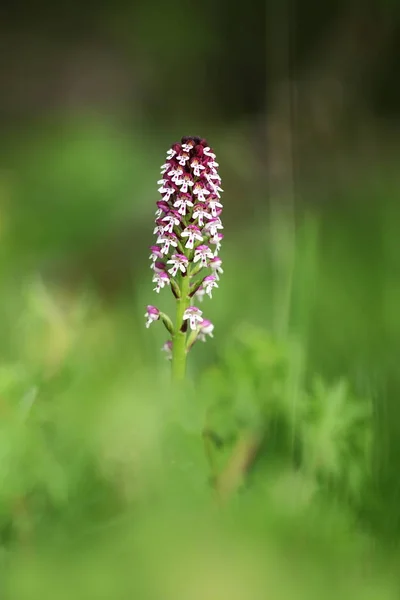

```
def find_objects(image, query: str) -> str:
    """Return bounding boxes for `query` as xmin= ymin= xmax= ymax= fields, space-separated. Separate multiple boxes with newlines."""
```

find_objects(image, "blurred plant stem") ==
xmin=171 ymin=275 xmax=190 ymax=383
xmin=13 ymin=496 xmax=32 ymax=552
xmin=170 ymin=268 xmax=262 ymax=501
xmin=202 ymin=407 xmax=222 ymax=486
xmin=215 ymin=430 xmax=263 ymax=503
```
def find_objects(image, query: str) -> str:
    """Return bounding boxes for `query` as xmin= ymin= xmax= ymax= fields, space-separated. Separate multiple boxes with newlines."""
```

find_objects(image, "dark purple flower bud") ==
xmin=156 ymin=200 xmax=170 ymax=214
xmin=194 ymin=144 xmax=204 ymax=157
xmin=153 ymin=260 xmax=166 ymax=273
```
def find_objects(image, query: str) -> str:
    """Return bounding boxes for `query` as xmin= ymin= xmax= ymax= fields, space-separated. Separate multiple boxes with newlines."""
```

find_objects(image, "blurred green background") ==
xmin=1 ymin=0 xmax=400 ymax=598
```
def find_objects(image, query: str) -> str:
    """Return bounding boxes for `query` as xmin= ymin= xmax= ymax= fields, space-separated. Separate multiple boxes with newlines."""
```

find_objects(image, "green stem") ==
xmin=171 ymin=274 xmax=190 ymax=383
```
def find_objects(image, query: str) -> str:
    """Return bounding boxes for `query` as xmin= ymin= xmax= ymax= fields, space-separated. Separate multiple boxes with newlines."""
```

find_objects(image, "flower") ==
xmin=194 ymin=286 xmax=206 ymax=302
xmin=145 ymin=305 xmax=160 ymax=328
xmin=208 ymin=180 xmax=223 ymax=197
xmin=177 ymin=152 xmax=190 ymax=166
xmin=153 ymin=219 xmax=166 ymax=236
xmin=206 ymin=195 xmax=223 ymax=217
xmin=209 ymin=256 xmax=223 ymax=279
xmin=162 ymin=210 xmax=181 ymax=233
xmin=197 ymin=318 xmax=214 ymax=342
xmin=203 ymin=147 xmax=216 ymax=159
xmin=149 ymin=246 xmax=163 ymax=262
xmin=183 ymin=306 xmax=203 ymax=330
xmin=202 ymin=275 xmax=218 ymax=298
xmin=173 ymin=193 xmax=194 ymax=216
xmin=153 ymin=271 xmax=170 ymax=293
xmin=181 ymin=224 xmax=203 ymax=249
xmin=181 ymin=137 xmax=195 ymax=152
xmin=169 ymin=165 xmax=185 ymax=185
xmin=209 ymin=233 xmax=223 ymax=254
xmin=179 ymin=173 xmax=194 ymax=193
xmin=158 ymin=180 xmax=176 ymax=202
xmin=161 ymin=340 xmax=173 ymax=359
xmin=157 ymin=231 xmax=178 ymax=254
xmin=192 ymin=203 xmax=211 ymax=227
xmin=155 ymin=200 xmax=170 ymax=218
xmin=166 ymin=147 xmax=178 ymax=159
xmin=190 ymin=158 xmax=205 ymax=177
xmin=194 ymin=245 xmax=213 ymax=267
xmin=152 ymin=260 xmax=166 ymax=273
xmin=167 ymin=253 xmax=189 ymax=277
xmin=193 ymin=181 xmax=210 ymax=202
xmin=203 ymin=217 xmax=223 ymax=238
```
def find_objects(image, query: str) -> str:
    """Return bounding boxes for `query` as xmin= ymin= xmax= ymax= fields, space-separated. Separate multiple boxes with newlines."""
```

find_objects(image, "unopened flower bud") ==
xmin=145 ymin=305 xmax=160 ymax=328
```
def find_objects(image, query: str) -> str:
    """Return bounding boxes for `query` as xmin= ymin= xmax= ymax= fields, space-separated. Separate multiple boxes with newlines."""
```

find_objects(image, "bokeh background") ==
xmin=1 ymin=0 xmax=400 ymax=598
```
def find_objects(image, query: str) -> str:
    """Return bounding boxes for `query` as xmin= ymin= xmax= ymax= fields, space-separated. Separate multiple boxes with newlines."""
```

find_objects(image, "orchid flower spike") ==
xmin=144 ymin=136 xmax=224 ymax=377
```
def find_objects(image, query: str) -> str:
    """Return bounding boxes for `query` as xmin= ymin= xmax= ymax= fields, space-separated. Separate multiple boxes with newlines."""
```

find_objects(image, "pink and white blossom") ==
xmin=152 ymin=271 xmax=170 ymax=293
xmin=149 ymin=246 xmax=163 ymax=262
xmin=192 ymin=203 xmax=211 ymax=227
xmin=202 ymin=275 xmax=218 ymax=298
xmin=183 ymin=306 xmax=203 ymax=330
xmin=162 ymin=210 xmax=181 ymax=233
xmin=173 ymin=193 xmax=194 ymax=216
xmin=167 ymin=253 xmax=189 ymax=277
xmin=179 ymin=173 xmax=194 ymax=193
xmin=209 ymin=232 xmax=223 ymax=253
xmin=194 ymin=245 xmax=214 ymax=267
xmin=192 ymin=181 xmax=210 ymax=202
xmin=156 ymin=231 xmax=178 ymax=254
xmin=209 ymin=256 xmax=223 ymax=279
xmin=181 ymin=224 xmax=203 ymax=249
xmin=203 ymin=217 xmax=223 ymax=238
xmin=198 ymin=318 xmax=214 ymax=341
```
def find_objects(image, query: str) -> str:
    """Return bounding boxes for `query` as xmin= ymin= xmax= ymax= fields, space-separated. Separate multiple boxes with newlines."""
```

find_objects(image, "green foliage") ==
xmin=0 ymin=273 xmax=391 ymax=597
xmin=1 ymin=116 xmax=400 ymax=597
xmin=201 ymin=324 xmax=372 ymax=509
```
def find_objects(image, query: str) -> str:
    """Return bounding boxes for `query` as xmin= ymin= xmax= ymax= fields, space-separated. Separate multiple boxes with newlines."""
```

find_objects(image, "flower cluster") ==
xmin=145 ymin=136 xmax=223 ymax=357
